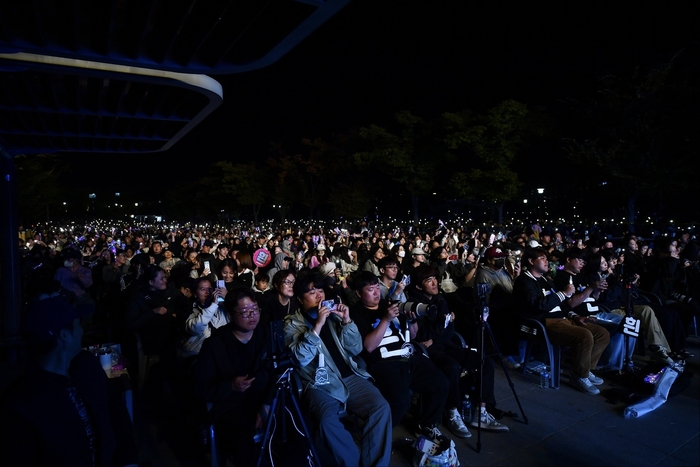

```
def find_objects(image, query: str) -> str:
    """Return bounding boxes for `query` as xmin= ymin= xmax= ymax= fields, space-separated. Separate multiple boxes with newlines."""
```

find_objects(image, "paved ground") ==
xmin=133 ymin=335 xmax=700 ymax=466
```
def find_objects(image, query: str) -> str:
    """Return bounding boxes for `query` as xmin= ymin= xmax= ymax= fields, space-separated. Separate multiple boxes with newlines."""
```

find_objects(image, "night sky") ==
xmin=66 ymin=1 xmax=698 ymax=195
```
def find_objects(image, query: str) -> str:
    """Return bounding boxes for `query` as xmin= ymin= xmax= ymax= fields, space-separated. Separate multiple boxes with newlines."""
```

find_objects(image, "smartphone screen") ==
xmin=204 ymin=261 xmax=210 ymax=271
xmin=320 ymin=299 xmax=337 ymax=310
xmin=217 ymin=280 xmax=225 ymax=289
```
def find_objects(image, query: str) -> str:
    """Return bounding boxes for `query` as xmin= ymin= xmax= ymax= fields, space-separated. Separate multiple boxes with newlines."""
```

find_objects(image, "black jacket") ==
xmin=0 ymin=352 xmax=137 ymax=467
xmin=513 ymin=271 xmax=568 ymax=322
xmin=194 ymin=323 xmax=274 ymax=423
xmin=407 ymin=289 xmax=456 ymax=352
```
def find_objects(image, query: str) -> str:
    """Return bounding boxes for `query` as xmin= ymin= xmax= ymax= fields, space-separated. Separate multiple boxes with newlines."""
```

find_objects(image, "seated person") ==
xmin=408 ymin=265 xmax=508 ymax=435
xmin=216 ymin=258 xmax=239 ymax=293
xmin=361 ymin=244 xmax=384 ymax=277
xmin=54 ymin=248 xmax=95 ymax=319
xmin=402 ymin=247 xmax=427 ymax=279
xmin=513 ymin=248 xmax=610 ymax=395
xmin=261 ymin=269 xmax=300 ymax=323
xmin=602 ymin=249 xmax=690 ymax=360
xmin=429 ymin=246 xmax=471 ymax=294
xmin=0 ymin=297 xmax=137 ymax=467
xmin=642 ymin=237 xmax=700 ymax=336
xmin=475 ymin=246 xmax=523 ymax=369
xmin=127 ymin=266 xmax=179 ymax=374
xmin=284 ymin=272 xmax=392 ymax=467
xmin=350 ymin=271 xmax=450 ymax=440
xmin=194 ymin=289 xmax=273 ymax=466
xmin=580 ymin=252 xmax=676 ymax=365
xmin=252 ymin=273 xmax=272 ymax=301
xmin=182 ymin=277 xmax=229 ymax=359
xmin=377 ymin=256 xmax=408 ymax=303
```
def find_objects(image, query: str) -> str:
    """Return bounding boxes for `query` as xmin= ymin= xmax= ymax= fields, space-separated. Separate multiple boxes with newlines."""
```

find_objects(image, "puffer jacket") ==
xmin=284 ymin=310 xmax=371 ymax=404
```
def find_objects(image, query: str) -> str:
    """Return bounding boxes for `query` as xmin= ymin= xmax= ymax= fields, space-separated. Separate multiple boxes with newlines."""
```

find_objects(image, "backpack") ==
xmin=413 ymin=435 xmax=460 ymax=467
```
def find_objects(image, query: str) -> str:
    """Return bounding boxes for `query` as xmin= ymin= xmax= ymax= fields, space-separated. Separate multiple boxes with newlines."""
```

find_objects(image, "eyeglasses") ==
xmin=235 ymin=306 xmax=260 ymax=319
xmin=282 ymin=279 xmax=295 ymax=286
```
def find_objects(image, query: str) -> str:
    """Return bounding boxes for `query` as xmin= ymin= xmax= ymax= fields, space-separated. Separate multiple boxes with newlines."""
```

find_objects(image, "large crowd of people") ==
xmin=3 ymin=218 xmax=698 ymax=465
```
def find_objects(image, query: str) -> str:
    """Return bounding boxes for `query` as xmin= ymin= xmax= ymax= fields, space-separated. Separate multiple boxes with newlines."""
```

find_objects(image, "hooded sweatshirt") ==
xmin=267 ymin=252 xmax=290 ymax=282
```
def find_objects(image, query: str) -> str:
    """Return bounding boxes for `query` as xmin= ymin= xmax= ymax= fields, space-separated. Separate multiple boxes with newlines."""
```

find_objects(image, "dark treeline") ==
xmin=16 ymin=48 xmax=700 ymax=230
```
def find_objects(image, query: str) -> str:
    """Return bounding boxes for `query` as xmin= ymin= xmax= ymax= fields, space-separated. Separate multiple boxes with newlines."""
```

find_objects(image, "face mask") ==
xmin=64 ymin=260 xmax=74 ymax=268
xmin=398 ymin=250 xmax=406 ymax=258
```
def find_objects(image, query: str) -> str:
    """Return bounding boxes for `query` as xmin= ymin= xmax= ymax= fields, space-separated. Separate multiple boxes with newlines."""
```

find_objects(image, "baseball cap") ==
xmin=411 ymin=247 xmax=427 ymax=256
xmin=484 ymin=246 xmax=507 ymax=259
xmin=319 ymin=262 xmax=336 ymax=277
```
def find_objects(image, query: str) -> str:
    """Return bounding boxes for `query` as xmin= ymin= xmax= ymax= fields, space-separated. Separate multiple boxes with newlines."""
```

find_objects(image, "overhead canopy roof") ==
xmin=0 ymin=0 xmax=350 ymax=155
xmin=0 ymin=52 xmax=223 ymax=155
xmin=0 ymin=0 xmax=350 ymax=75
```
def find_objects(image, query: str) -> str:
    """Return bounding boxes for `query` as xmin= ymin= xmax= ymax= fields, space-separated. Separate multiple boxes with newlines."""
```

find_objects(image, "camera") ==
xmin=397 ymin=301 xmax=437 ymax=321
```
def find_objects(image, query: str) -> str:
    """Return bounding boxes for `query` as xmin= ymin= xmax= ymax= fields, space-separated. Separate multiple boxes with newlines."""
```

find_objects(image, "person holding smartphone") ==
xmin=284 ymin=272 xmax=392 ymax=467
xmin=194 ymin=289 xmax=273 ymax=466
xmin=377 ymin=257 xmax=408 ymax=303
xmin=182 ymin=277 xmax=229 ymax=358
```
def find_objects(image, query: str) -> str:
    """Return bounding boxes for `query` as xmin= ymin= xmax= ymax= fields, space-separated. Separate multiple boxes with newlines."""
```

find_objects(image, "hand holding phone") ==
xmin=216 ymin=280 xmax=225 ymax=302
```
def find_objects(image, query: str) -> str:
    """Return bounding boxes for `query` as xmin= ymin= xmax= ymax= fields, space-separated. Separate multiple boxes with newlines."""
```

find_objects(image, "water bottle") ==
xmin=461 ymin=395 xmax=472 ymax=423
xmin=540 ymin=370 xmax=550 ymax=388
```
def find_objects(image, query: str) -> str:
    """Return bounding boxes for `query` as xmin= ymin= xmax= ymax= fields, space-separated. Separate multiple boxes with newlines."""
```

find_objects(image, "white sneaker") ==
xmin=571 ymin=376 xmax=600 ymax=395
xmin=469 ymin=408 xmax=509 ymax=432
xmin=444 ymin=409 xmax=471 ymax=438
xmin=588 ymin=371 xmax=604 ymax=386
xmin=502 ymin=356 xmax=521 ymax=370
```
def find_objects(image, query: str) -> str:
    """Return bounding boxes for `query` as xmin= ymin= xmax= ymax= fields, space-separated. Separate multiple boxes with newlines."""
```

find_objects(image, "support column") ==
xmin=1 ymin=146 xmax=21 ymax=363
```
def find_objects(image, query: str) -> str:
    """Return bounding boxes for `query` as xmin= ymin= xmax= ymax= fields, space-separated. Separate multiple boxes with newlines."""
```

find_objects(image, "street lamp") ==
xmin=536 ymin=188 xmax=545 ymax=219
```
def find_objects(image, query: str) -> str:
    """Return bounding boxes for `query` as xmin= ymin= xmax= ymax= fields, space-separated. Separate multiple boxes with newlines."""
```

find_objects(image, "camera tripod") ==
xmin=256 ymin=367 xmax=319 ymax=467
xmin=473 ymin=286 xmax=528 ymax=453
